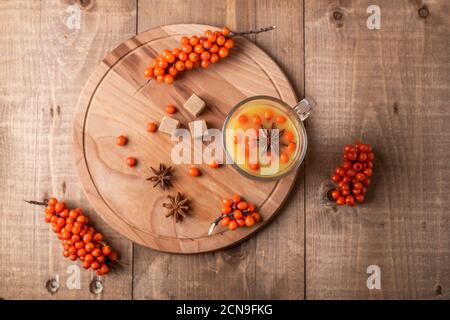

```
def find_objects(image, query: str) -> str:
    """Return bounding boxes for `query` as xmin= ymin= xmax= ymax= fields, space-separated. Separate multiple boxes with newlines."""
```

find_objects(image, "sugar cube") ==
xmin=159 ymin=116 xmax=180 ymax=135
xmin=183 ymin=94 xmax=206 ymax=117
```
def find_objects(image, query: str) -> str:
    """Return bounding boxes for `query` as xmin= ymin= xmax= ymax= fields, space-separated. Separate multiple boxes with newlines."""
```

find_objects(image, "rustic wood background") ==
xmin=0 ymin=0 xmax=448 ymax=299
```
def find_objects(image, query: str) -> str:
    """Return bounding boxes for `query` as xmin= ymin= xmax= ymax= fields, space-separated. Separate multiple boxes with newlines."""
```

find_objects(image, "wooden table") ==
xmin=0 ymin=0 xmax=448 ymax=300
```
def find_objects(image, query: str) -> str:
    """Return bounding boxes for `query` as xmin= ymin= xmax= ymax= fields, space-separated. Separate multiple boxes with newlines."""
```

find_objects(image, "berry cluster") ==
xmin=144 ymin=27 xmax=234 ymax=84
xmin=329 ymin=141 xmax=374 ymax=206
xmin=219 ymin=194 xmax=261 ymax=231
xmin=44 ymin=198 xmax=119 ymax=275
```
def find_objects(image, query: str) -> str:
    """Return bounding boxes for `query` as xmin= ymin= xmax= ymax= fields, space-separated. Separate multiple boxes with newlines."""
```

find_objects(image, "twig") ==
xmin=230 ymin=25 xmax=276 ymax=37
xmin=24 ymin=199 xmax=47 ymax=206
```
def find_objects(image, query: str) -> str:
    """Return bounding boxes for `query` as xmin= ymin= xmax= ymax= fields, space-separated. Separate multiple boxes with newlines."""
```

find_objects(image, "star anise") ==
xmin=257 ymin=122 xmax=288 ymax=154
xmin=163 ymin=192 xmax=190 ymax=222
xmin=147 ymin=164 xmax=173 ymax=190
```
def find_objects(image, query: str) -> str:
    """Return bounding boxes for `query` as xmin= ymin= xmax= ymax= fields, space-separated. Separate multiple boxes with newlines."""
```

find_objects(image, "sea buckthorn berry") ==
xmin=238 ymin=114 xmax=248 ymax=123
xmin=345 ymin=195 xmax=355 ymax=206
xmin=48 ymin=198 xmax=58 ymax=206
xmin=331 ymin=190 xmax=340 ymax=200
xmin=232 ymin=194 xmax=241 ymax=203
xmin=331 ymin=174 xmax=341 ymax=183
xmin=100 ymin=264 xmax=110 ymax=275
xmin=178 ymin=52 xmax=188 ymax=62
xmin=356 ymin=172 xmax=366 ymax=181
xmin=165 ymin=104 xmax=176 ymax=114
xmin=251 ymin=212 xmax=261 ymax=222
xmin=342 ymin=161 xmax=352 ymax=170
xmin=358 ymin=153 xmax=368 ymax=162
xmin=182 ymin=44 xmax=193 ymax=54
xmin=200 ymin=51 xmax=211 ymax=61
xmin=247 ymin=203 xmax=255 ymax=212
xmin=194 ymin=44 xmax=204 ymax=54
xmin=154 ymin=67 xmax=165 ymax=76
xmin=184 ymin=60 xmax=194 ymax=70
xmin=164 ymin=74 xmax=174 ymax=84
xmin=221 ymin=216 xmax=231 ymax=227
xmin=189 ymin=36 xmax=199 ymax=46
xmin=288 ymin=142 xmax=296 ymax=152
xmin=222 ymin=198 xmax=233 ymax=207
xmin=283 ymin=130 xmax=294 ymax=142
xmin=102 ymin=246 xmax=112 ymax=256
xmin=168 ymin=66 xmax=178 ymax=76
xmin=45 ymin=206 xmax=55 ymax=215
xmin=209 ymin=159 xmax=220 ymax=168
xmin=85 ymin=242 xmax=95 ymax=252
xmin=216 ymin=35 xmax=226 ymax=46
xmin=201 ymin=60 xmax=209 ymax=68
xmin=91 ymin=248 xmax=102 ymax=258
xmin=236 ymin=219 xmax=245 ymax=227
xmin=189 ymin=52 xmax=199 ymax=62
xmin=353 ymin=162 xmax=363 ymax=171
xmin=156 ymin=75 xmax=164 ymax=83
xmin=175 ymin=60 xmax=186 ymax=72
xmin=221 ymin=26 xmax=231 ymax=36
xmin=126 ymin=157 xmax=136 ymax=167
xmin=233 ymin=210 xmax=243 ymax=220
xmin=83 ymin=233 xmax=93 ymax=243
xmin=222 ymin=206 xmax=232 ymax=214
xmin=188 ymin=167 xmax=200 ymax=177
xmin=250 ymin=163 xmax=260 ymax=171
xmin=218 ymin=47 xmax=228 ymax=58
xmin=116 ymin=135 xmax=127 ymax=146
xmin=336 ymin=196 xmax=345 ymax=206
xmin=275 ymin=115 xmax=287 ymax=124
xmin=209 ymin=44 xmax=219 ymax=53
xmin=356 ymin=194 xmax=365 ymax=203
xmin=144 ymin=67 xmax=154 ymax=78
xmin=237 ymin=202 xmax=248 ymax=210
xmin=180 ymin=36 xmax=190 ymax=46
xmin=245 ymin=215 xmax=255 ymax=227
xmin=210 ymin=53 xmax=219 ymax=63
xmin=346 ymin=169 xmax=356 ymax=177
xmin=347 ymin=152 xmax=357 ymax=161
xmin=90 ymin=261 xmax=100 ymax=270
xmin=341 ymin=189 xmax=350 ymax=196
xmin=228 ymin=220 xmax=238 ymax=231
xmin=55 ymin=202 xmax=65 ymax=214
xmin=146 ymin=122 xmax=158 ymax=133
xmin=207 ymin=33 xmax=217 ymax=43
xmin=363 ymin=168 xmax=373 ymax=177
xmin=224 ymin=38 xmax=234 ymax=49
xmin=157 ymin=59 xmax=168 ymax=69
xmin=203 ymin=40 xmax=212 ymax=50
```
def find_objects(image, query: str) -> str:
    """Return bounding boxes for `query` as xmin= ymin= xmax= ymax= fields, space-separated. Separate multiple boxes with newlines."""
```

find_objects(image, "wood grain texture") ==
xmin=305 ymin=0 xmax=450 ymax=299
xmin=1 ymin=0 xmax=449 ymax=300
xmin=133 ymin=0 xmax=305 ymax=299
xmin=0 ymin=0 xmax=136 ymax=299
xmin=73 ymin=23 xmax=299 ymax=253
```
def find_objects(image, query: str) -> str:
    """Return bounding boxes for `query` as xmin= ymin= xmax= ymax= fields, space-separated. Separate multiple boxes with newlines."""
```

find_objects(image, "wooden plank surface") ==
xmin=0 ymin=0 xmax=449 ymax=300
xmin=0 ymin=0 xmax=136 ymax=299
xmin=305 ymin=0 xmax=450 ymax=299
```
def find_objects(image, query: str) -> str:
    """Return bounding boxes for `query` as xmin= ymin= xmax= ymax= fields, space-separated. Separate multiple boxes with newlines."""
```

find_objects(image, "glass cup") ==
xmin=222 ymin=95 xmax=314 ymax=181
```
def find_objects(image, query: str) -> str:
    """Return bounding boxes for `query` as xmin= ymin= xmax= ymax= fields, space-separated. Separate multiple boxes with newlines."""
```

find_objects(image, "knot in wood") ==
xmin=89 ymin=279 xmax=103 ymax=294
xmin=333 ymin=11 xmax=343 ymax=21
xmin=77 ymin=0 xmax=94 ymax=10
xmin=418 ymin=6 xmax=429 ymax=18
xmin=45 ymin=278 xmax=59 ymax=294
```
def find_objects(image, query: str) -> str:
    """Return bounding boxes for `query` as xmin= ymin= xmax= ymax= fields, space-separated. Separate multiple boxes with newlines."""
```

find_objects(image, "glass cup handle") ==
xmin=293 ymin=97 xmax=315 ymax=121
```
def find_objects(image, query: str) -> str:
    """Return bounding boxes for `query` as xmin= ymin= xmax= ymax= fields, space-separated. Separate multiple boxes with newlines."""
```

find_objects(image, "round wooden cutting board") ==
xmin=73 ymin=24 xmax=299 ymax=253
